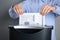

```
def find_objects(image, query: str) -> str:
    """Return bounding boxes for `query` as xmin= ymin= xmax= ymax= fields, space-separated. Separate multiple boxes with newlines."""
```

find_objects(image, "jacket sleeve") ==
xmin=52 ymin=0 xmax=60 ymax=17
xmin=9 ymin=0 xmax=28 ymax=19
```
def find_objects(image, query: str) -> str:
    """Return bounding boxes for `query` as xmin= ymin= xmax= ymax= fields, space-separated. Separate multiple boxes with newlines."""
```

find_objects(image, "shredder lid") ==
xmin=13 ymin=24 xmax=53 ymax=29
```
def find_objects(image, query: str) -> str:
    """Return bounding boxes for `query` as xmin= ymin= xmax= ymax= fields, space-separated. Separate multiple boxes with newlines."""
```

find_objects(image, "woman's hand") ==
xmin=40 ymin=4 xmax=56 ymax=16
xmin=13 ymin=4 xmax=24 ymax=15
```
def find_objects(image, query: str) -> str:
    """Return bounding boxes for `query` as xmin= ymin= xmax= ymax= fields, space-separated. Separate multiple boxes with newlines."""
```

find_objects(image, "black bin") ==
xmin=9 ymin=25 xmax=53 ymax=40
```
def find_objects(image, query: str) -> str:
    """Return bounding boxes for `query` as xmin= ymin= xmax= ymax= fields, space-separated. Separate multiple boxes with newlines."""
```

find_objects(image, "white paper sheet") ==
xmin=19 ymin=13 xmax=45 ymax=26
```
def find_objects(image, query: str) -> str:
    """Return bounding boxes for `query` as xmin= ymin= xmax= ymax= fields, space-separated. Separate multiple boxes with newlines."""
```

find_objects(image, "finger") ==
xmin=19 ymin=8 xmax=23 ymax=14
xmin=40 ymin=5 xmax=45 ymax=14
xmin=40 ymin=4 xmax=47 ymax=15
xmin=42 ymin=5 xmax=49 ymax=15
xmin=16 ymin=6 xmax=22 ymax=14
xmin=20 ymin=9 xmax=24 ymax=15
xmin=21 ymin=10 xmax=23 ymax=14
xmin=46 ymin=7 xmax=52 ymax=14
xmin=44 ymin=5 xmax=50 ymax=15
xmin=13 ymin=7 xmax=18 ymax=14
xmin=16 ymin=7 xmax=20 ymax=14
xmin=18 ymin=9 xmax=22 ymax=14
xmin=18 ymin=9 xmax=21 ymax=14
xmin=18 ymin=4 xmax=24 ymax=15
xmin=17 ymin=7 xmax=22 ymax=14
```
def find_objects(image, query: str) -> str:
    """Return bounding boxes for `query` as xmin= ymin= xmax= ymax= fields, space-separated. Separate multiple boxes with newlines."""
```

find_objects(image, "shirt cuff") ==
xmin=9 ymin=5 xmax=19 ymax=19
xmin=53 ymin=6 xmax=60 ymax=15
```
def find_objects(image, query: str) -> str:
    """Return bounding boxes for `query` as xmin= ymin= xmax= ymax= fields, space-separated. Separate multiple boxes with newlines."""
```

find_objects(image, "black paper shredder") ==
xmin=9 ymin=25 xmax=53 ymax=40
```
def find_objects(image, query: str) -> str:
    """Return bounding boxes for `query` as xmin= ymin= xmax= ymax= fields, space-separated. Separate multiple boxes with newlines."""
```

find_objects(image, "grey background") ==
xmin=0 ymin=0 xmax=60 ymax=40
